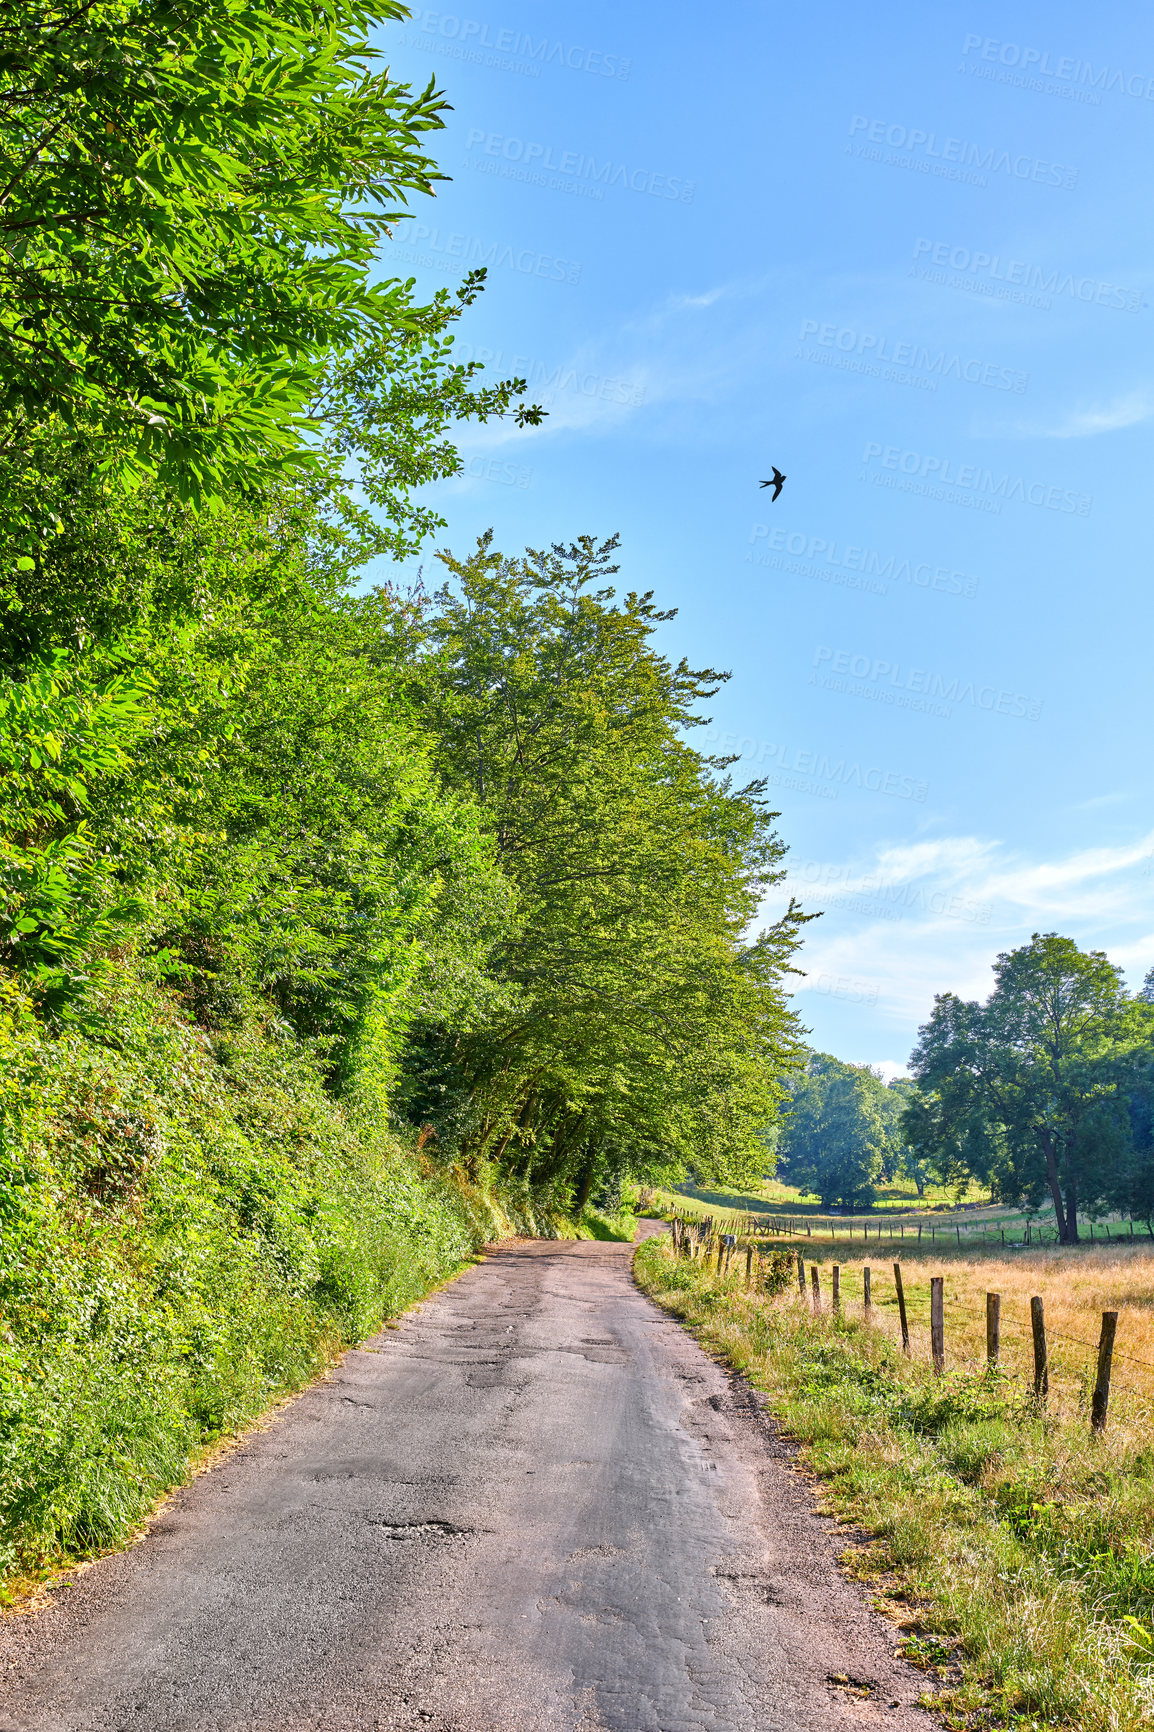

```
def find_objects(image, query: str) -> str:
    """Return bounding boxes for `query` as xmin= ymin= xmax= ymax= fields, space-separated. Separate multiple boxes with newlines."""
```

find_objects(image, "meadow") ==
xmin=635 ymin=1227 xmax=1154 ymax=1730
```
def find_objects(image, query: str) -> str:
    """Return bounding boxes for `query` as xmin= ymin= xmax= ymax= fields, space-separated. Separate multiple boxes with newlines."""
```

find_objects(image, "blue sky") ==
xmin=373 ymin=0 xmax=1154 ymax=1073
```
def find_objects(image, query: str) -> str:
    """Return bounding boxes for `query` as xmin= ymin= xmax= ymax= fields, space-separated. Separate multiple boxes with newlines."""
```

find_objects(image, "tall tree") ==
xmin=398 ymin=532 xmax=810 ymax=1199
xmin=906 ymin=932 xmax=1138 ymax=1242
xmin=777 ymin=1053 xmax=898 ymax=1209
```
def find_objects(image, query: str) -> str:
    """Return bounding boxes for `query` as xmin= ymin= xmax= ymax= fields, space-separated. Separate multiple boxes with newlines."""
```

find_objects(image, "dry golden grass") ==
xmin=802 ymin=1240 xmax=1154 ymax=1442
xmin=636 ymin=1233 xmax=1154 ymax=1731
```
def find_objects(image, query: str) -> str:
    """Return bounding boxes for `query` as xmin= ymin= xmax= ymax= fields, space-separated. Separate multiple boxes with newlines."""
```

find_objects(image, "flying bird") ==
xmin=759 ymin=467 xmax=786 ymax=502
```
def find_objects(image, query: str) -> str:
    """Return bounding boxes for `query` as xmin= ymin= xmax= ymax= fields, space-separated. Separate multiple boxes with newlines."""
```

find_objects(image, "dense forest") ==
xmin=0 ymin=1 xmax=809 ymax=1577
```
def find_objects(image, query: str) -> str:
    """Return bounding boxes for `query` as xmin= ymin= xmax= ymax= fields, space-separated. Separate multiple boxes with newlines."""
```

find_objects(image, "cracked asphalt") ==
xmin=0 ymin=1229 xmax=933 ymax=1731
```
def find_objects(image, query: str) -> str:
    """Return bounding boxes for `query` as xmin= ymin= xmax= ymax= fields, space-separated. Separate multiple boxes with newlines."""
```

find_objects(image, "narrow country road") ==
xmin=1 ymin=1232 xmax=932 ymax=1731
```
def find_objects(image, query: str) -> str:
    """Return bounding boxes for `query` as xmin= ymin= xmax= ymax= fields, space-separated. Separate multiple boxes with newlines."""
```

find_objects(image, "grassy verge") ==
xmin=634 ymin=1234 xmax=1154 ymax=1731
xmin=0 ymin=964 xmax=559 ymax=1604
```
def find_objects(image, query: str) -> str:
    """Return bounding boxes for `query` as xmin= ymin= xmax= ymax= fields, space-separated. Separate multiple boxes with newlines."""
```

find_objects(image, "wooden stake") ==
xmin=863 ymin=1265 xmax=872 ymax=1314
xmin=832 ymin=1265 xmax=841 ymax=1314
xmin=810 ymin=1265 xmax=821 ymax=1313
xmin=745 ymin=1244 xmax=754 ymax=1286
xmin=930 ymin=1277 xmax=944 ymax=1375
xmin=1031 ymin=1296 xmax=1048 ymax=1402
xmin=1091 ymin=1312 xmax=1118 ymax=1433
xmin=986 ymin=1292 xmax=1001 ymax=1368
xmin=796 ymin=1253 xmax=806 ymax=1297
xmin=893 ymin=1263 xmax=910 ymax=1355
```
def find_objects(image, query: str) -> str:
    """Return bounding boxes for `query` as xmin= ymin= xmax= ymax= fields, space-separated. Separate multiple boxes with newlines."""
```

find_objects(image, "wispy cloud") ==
xmin=772 ymin=829 xmax=1154 ymax=1047
xmin=1032 ymin=392 xmax=1154 ymax=438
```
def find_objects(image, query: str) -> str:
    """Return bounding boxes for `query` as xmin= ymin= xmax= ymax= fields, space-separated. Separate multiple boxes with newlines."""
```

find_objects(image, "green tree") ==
xmin=777 ymin=1053 xmax=895 ymax=1209
xmin=0 ymin=0 xmax=453 ymax=511
xmin=906 ymin=932 xmax=1141 ymax=1242
xmin=399 ymin=532 xmax=810 ymax=1201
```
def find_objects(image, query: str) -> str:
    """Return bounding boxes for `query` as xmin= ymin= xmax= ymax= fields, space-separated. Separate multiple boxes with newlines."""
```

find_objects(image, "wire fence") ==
xmin=663 ymin=1212 xmax=1139 ymax=1434
xmin=645 ymin=1190 xmax=1150 ymax=1251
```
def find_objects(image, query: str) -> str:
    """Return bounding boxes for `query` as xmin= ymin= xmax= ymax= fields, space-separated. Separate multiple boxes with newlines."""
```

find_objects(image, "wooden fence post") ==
xmin=832 ymin=1265 xmax=841 ymax=1314
xmin=796 ymin=1253 xmax=806 ymax=1298
xmin=1030 ymin=1296 xmax=1048 ymax=1402
xmin=810 ymin=1265 xmax=821 ymax=1313
xmin=863 ymin=1265 xmax=872 ymax=1315
xmin=986 ymin=1293 xmax=1001 ymax=1368
xmin=1091 ymin=1312 xmax=1118 ymax=1433
xmin=893 ymin=1263 xmax=910 ymax=1355
xmin=930 ymin=1277 xmax=944 ymax=1375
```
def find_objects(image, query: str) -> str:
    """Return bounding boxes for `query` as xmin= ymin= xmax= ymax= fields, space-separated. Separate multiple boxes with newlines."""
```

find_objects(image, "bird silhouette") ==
xmin=759 ymin=467 xmax=786 ymax=502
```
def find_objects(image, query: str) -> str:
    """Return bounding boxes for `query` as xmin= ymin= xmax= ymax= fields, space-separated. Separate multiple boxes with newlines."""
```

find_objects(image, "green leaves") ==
xmin=778 ymin=1054 xmax=902 ymax=1209
xmin=399 ymin=533 xmax=809 ymax=1193
xmin=907 ymin=933 xmax=1153 ymax=1239
xmin=0 ymin=0 xmax=453 ymax=510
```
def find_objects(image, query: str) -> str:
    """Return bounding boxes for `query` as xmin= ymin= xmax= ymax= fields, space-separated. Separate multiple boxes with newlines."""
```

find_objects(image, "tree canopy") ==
xmin=777 ymin=1052 xmax=907 ymax=1209
xmin=905 ymin=933 xmax=1154 ymax=1241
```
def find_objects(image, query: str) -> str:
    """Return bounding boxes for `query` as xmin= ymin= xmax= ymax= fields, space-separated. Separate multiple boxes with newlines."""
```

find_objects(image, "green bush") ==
xmin=0 ymin=965 xmax=514 ymax=1584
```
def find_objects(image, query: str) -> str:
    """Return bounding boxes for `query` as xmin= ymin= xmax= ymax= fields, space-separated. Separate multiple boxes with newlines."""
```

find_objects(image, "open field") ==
xmin=652 ymin=1183 xmax=1141 ymax=1248
xmin=679 ymin=1175 xmax=991 ymax=1213
xmin=635 ymin=1231 xmax=1154 ymax=1731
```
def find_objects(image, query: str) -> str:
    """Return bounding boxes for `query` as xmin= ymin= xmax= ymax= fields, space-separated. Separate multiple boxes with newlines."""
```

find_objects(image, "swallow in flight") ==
xmin=759 ymin=467 xmax=786 ymax=501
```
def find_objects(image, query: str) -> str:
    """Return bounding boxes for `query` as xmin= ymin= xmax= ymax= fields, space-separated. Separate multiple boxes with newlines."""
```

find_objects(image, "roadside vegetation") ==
xmin=0 ymin=2 xmax=803 ymax=1590
xmin=636 ymin=1231 xmax=1154 ymax=1731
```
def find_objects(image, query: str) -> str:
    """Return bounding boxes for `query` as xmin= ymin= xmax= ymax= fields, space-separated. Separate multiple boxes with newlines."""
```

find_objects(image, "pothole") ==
xmin=368 ymin=1519 xmax=472 ymax=1541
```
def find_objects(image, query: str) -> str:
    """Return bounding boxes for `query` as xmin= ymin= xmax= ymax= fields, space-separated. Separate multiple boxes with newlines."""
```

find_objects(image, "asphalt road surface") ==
xmin=1 ymin=1230 xmax=933 ymax=1731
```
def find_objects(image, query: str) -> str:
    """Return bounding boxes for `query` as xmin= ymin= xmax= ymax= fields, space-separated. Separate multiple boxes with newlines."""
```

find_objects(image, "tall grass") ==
xmin=635 ymin=1235 xmax=1154 ymax=1731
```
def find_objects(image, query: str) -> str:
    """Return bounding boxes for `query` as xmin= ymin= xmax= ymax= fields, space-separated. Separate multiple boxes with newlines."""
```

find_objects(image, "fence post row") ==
xmin=670 ymin=1214 xmax=1127 ymax=1436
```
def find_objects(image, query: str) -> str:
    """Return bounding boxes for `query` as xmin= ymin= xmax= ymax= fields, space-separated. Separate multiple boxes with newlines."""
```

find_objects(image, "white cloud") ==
xmin=773 ymin=828 xmax=1154 ymax=1046
xmin=1032 ymin=392 xmax=1154 ymax=438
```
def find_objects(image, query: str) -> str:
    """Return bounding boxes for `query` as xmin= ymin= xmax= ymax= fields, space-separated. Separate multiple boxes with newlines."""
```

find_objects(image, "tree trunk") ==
xmin=574 ymin=1156 xmax=598 ymax=1215
xmin=1039 ymin=1130 xmax=1070 ymax=1242
xmin=1064 ymin=1178 xmax=1079 ymax=1244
